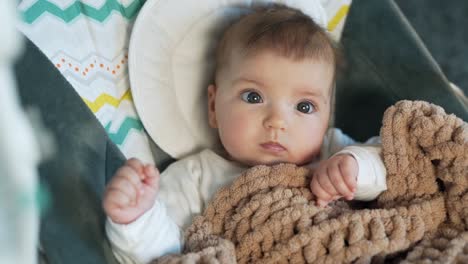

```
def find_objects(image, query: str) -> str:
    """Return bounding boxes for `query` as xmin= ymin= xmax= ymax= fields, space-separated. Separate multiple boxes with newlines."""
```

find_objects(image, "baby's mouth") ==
xmin=260 ymin=141 xmax=287 ymax=153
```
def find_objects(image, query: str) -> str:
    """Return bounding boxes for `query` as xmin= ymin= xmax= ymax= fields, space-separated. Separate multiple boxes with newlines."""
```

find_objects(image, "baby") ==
xmin=103 ymin=4 xmax=387 ymax=264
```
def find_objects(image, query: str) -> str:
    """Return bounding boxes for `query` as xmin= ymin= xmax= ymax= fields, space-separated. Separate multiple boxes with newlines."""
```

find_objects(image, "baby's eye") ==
xmin=296 ymin=101 xmax=315 ymax=114
xmin=241 ymin=91 xmax=263 ymax=104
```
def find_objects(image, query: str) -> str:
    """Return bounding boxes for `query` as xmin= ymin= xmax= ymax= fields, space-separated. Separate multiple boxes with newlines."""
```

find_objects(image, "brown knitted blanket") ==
xmin=153 ymin=101 xmax=468 ymax=263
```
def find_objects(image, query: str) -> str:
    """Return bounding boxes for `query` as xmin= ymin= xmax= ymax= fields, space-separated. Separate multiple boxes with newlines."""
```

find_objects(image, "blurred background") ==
xmin=395 ymin=0 xmax=468 ymax=95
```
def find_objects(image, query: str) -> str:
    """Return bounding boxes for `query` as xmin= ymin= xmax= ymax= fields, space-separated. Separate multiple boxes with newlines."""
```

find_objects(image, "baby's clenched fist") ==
xmin=311 ymin=154 xmax=358 ymax=207
xmin=103 ymin=158 xmax=160 ymax=224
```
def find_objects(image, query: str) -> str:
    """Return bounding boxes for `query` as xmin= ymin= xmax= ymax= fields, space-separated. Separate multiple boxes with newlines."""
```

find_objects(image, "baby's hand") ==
xmin=103 ymin=158 xmax=160 ymax=224
xmin=310 ymin=154 xmax=358 ymax=207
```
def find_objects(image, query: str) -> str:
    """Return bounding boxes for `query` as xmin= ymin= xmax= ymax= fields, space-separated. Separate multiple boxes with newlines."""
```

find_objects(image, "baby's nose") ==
xmin=263 ymin=108 xmax=287 ymax=131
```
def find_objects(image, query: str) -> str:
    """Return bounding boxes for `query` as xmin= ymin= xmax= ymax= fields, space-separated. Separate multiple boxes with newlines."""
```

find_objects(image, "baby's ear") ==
xmin=207 ymin=84 xmax=218 ymax=128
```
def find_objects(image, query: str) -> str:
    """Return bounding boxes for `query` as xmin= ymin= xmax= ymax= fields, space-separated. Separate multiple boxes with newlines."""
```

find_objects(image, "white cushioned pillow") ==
xmin=129 ymin=0 xmax=351 ymax=159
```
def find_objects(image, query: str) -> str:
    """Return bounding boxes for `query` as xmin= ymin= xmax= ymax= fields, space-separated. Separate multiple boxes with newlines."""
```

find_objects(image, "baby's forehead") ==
xmin=229 ymin=50 xmax=336 ymax=78
xmin=224 ymin=47 xmax=336 ymax=73
xmin=229 ymin=52 xmax=334 ymax=91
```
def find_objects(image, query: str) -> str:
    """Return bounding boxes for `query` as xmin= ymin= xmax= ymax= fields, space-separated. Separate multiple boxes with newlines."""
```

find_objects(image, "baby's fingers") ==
xmin=311 ymin=175 xmax=332 ymax=207
xmin=104 ymin=188 xmax=132 ymax=211
xmin=143 ymin=165 xmax=160 ymax=191
xmin=317 ymin=168 xmax=339 ymax=197
xmin=115 ymin=166 xmax=143 ymax=192
xmin=339 ymin=159 xmax=358 ymax=195
xmin=126 ymin=158 xmax=146 ymax=180
xmin=328 ymin=164 xmax=354 ymax=200
xmin=111 ymin=176 xmax=138 ymax=203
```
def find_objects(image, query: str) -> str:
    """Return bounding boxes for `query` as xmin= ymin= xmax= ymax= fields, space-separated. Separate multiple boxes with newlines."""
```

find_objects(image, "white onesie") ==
xmin=106 ymin=128 xmax=387 ymax=263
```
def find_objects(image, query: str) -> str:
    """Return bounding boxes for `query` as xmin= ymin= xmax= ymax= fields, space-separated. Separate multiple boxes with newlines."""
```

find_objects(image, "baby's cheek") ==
xmin=291 ymin=129 xmax=324 ymax=164
xmin=218 ymin=116 xmax=239 ymax=140
xmin=219 ymin=114 xmax=254 ymax=155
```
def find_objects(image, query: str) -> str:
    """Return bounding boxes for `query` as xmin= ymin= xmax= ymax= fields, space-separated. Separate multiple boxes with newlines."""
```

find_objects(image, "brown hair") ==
xmin=214 ymin=4 xmax=342 ymax=84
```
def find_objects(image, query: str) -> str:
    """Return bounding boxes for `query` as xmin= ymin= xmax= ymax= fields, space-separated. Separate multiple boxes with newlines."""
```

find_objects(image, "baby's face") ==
xmin=208 ymin=50 xmax=334 ymax=166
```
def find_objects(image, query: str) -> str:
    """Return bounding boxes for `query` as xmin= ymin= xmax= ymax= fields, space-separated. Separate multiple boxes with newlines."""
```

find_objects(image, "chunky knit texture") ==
xmin=152 ymin=101 xmax=467 ymax=263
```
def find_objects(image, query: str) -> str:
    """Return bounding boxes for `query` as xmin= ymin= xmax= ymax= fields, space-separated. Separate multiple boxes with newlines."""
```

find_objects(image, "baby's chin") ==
xmin=240 ymin=156 xmax=312 ymax=167
xmin=225 ymin=150 xmax=317 ymax=167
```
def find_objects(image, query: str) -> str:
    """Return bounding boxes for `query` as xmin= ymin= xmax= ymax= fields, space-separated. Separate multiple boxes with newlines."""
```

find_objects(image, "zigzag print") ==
xmin=22 ymin=0 xmax=146 ymax=24
xmin=51 ymin=50 xmax=128 ymax=67
xmin=327 ymin=4 xmax=350 ymax=31
xmin=82 ymin=90 xmax=132 ymax=113
xmin=60 ymin=67 xmax=128 ymax=84
xmin=105 ymin=117 xmax=144 ymax=145
xmin=53 ymin=50 xmax=129 ymax=79
xmin=63 ymin=71 xmax=127 ymax=87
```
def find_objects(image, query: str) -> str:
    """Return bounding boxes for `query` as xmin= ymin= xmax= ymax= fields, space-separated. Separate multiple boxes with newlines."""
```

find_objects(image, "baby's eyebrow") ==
xmin=233 ymin=77 xmax=264 ymax=87
xmin=298 ymin=89 xmax=327 ymax=103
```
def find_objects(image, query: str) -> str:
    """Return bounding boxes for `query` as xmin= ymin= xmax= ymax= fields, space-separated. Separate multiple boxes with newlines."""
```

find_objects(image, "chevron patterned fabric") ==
xmin=16 ymin=0 xmax=351 ymax=164
xmin=17 ymin=0 xmax=155 ymax=163
xmin=22 ymin=0 xmax=143 ymax=24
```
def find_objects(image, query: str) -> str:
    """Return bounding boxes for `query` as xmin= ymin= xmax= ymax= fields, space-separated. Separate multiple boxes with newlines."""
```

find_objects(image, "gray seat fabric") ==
xmin=14 ymin=39 xmax=123 ymax=264
xmin=335 ymin=0 xmax=467 ymax=141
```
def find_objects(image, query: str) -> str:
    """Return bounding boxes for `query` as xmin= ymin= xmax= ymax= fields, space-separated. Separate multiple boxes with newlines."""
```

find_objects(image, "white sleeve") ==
xmin=158 ymin=157 xmax=204 ymax=229
xmin=335 ymin=145 xmax=387 ymax=201
xmin=321 ymin=128 xmax=381 ymax=158
xmin=324 ymin=128 xmax=387 ymax=201
xmin=105 ymin=200 xmax=182 ymax=264
xmin=105 ymin=156 xmax=204 ymax=264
